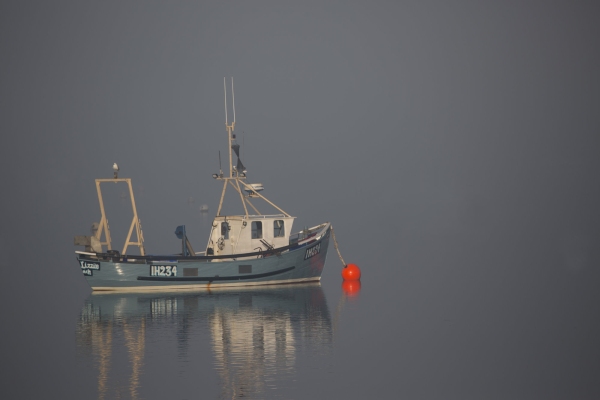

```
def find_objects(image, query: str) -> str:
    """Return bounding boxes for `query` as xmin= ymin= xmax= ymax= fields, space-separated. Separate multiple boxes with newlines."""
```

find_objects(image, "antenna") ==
xmin=223 ymin=77 xmax=236 ymax=178
xmin=231 ymin=77 xmax=236 ymax=123
xmin=218 ymin=151 xmax=222 ymax=174
xmin=223 ymin=77 xmax=228 ymax=124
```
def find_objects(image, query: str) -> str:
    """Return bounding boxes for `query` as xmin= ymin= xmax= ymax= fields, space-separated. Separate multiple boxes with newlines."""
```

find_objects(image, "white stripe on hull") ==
xmin=91 ymin=276 xmax=322 ymax=292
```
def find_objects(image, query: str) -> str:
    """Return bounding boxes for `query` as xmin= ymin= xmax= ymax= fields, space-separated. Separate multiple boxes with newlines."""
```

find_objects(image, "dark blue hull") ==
xmin=77 ymin=226 xmax=330 ymax=291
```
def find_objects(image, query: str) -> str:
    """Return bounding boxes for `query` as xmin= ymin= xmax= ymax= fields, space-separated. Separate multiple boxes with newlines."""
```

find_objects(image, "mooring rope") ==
xmin=330 ymin=225 xmax=347 ymax=266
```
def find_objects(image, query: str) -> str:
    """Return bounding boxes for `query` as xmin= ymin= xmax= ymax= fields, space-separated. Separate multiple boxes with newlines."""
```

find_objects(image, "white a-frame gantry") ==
xmin=94 ymin=178 xmax=146 ymax=255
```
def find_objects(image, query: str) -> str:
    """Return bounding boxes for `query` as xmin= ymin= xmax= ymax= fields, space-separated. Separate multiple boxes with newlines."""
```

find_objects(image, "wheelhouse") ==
xmin=207 ymin=214 xmax=295 ymax=256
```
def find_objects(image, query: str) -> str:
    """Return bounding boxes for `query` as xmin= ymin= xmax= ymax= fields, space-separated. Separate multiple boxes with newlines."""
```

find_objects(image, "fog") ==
xmin=1 ymin=1 xmax=599 ymax=398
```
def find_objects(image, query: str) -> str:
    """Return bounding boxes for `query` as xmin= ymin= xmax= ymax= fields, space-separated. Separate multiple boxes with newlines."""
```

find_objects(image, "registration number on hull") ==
xmin=150 ymin=265 xmax=178 ymax=277
xmin=304 ymin=243 xmax=321 ymax=260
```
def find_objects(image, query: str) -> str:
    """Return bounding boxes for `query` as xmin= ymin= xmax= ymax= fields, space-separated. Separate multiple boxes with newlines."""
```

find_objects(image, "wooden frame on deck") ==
xmin=95 ymin=178 xmax=146 ymax=255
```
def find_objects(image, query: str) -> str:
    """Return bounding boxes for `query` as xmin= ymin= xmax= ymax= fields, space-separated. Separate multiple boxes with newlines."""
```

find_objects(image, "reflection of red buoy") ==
xmin=342 ymin=280 xmax=361 ymax=296
xmin=341 ymin=263 xmax=361 ymax=281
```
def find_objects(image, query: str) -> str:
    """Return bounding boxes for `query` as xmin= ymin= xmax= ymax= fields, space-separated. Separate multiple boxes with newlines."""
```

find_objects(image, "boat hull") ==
xmin=77 ymin=227 xmax=330 ymax=291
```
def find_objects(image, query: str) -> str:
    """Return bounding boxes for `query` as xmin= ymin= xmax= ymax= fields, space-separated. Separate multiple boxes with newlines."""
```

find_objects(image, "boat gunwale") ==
xmin=77 ymin=223 xmax=330 ymax=263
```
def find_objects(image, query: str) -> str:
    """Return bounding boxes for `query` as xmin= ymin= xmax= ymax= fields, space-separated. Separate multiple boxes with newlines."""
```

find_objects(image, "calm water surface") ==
xmin=2 ymin=230 xmax=600 ymax=399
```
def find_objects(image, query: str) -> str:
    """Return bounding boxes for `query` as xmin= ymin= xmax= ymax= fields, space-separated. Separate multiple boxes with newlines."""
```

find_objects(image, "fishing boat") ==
xmin=74 ymin=79 xmax=331 ymax=291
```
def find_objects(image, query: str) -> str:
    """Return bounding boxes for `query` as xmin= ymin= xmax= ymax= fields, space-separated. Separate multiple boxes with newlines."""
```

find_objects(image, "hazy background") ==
xmin=1 ymin=1 xmax=600 ymax=398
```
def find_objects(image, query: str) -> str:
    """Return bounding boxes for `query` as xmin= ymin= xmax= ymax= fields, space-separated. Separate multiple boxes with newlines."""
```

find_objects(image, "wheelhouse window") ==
xmin=251 ymin=221 xmax=263 ymax=239
xmin=274 ymin=220 xmax=285 ymax=237
xmin=221 ymin=222 xmax=229 ymax=240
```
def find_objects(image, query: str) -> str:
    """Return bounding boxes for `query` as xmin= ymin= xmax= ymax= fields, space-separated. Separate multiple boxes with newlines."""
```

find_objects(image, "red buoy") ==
xmin=342 ymin=280 xmax=361 ymax=296
xmin=341 ymin=263 xmax=361 ymax=281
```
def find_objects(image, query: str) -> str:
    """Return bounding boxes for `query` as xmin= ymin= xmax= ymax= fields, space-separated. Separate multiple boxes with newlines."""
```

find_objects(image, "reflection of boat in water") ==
xmin=76 ymin=284 xmax=332 ymax=399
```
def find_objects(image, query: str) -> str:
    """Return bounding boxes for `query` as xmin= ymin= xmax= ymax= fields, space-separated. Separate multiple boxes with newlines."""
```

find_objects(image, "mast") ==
xmin=214 ymin=78 xmax=289 ymax=218
xmin=224 ymin=77 xmax=235 ymax=178
xmin=217 ymin=77 xmax=240 ymax=216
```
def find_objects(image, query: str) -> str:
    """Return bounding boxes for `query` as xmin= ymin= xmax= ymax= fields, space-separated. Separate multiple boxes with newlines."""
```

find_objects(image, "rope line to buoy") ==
xmin=330 ymin=225 xmax=346 ymax=267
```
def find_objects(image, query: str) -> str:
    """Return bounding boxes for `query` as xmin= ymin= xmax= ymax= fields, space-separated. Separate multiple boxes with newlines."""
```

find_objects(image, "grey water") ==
xmin=3 ymin=225 xmax=600 ymax=399
xmin=2 ymin=1 xmax=600 ymax=398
